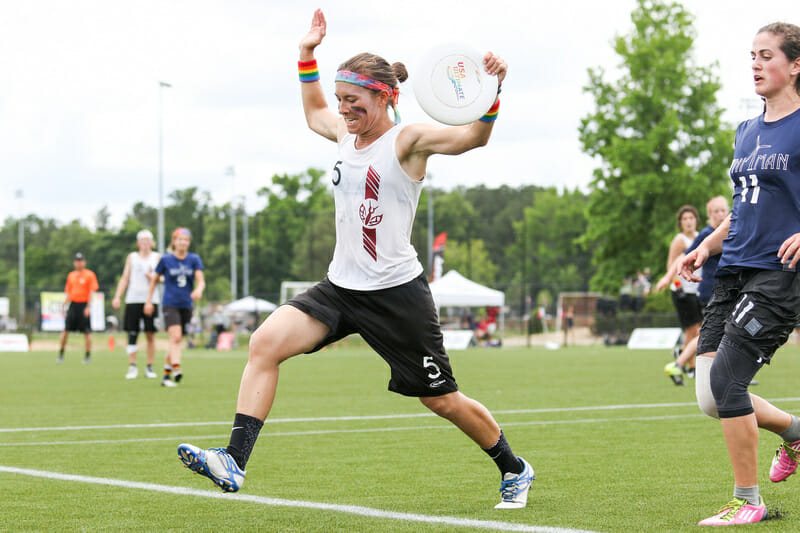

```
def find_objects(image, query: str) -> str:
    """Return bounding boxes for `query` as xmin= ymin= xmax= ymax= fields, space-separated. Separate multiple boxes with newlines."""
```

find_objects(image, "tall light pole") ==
xmin=242 ymin=195 xmax=249 ymax=297
xmin=158 ymin=81 xmax=172 ymax=253
xmin=227 ymin=166 xmax=237 ymax=301
xmin=15 ymin=189 xmax=25 ymax=327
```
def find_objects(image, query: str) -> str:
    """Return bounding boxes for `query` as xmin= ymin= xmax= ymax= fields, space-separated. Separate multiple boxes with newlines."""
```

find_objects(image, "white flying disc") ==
xmin=414 ymin=42 xmax=498 ymax=126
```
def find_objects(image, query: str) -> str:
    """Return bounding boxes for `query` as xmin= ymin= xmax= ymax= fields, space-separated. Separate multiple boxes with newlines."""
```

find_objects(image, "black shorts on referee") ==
xmin=697 ymin=268 xmax=800 ymax=363
xmin=65 ymin=302 xmax=90 ymax=333
xmin=123 ymin=303 xmax=158 ymax=333
xmin=286 ymin=273 xmax=459 ymax=398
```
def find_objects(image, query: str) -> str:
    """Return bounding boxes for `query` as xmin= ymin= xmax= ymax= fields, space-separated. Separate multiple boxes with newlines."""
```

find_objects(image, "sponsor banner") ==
xmin=627 ymin=327 xmax=682 ymax=350
xmin=90 ymin=292 xmax=105 ymax=331
xmin=41 ymin=292 xmax=106 ymax=331
xmin=442 ymin=329 xmax=474 ymax=351
xmin=0 ymin=333 xmax=28 ymax=352
xmin=41 ymin=292 xmax=65 ymax=332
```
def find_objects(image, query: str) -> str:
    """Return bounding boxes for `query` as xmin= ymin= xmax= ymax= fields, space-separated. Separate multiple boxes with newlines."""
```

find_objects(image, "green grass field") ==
xmin=2 ymin=337 xmax=799 ymax=532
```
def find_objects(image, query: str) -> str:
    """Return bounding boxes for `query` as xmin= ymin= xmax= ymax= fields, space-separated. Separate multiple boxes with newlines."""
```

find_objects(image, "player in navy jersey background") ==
xmin=145 ymin=228 xmax=205 ymax=387
xmin=679 ymin=22 xmax=800 ymax=526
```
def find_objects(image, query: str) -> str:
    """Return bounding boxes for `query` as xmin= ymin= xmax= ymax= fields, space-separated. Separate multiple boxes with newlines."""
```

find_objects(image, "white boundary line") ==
xmin=0 ymin=414 xmax=703 ymax=447
xmin=3 ymin=398 xmax=800 ymax=433
xmin=0 ymin=465 xmax=598 ymax=533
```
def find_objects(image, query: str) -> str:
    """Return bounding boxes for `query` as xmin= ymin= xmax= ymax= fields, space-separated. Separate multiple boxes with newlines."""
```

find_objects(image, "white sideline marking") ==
xmin=0 ymin=414 xmax=702 ymax=447
xmin=2 ymin=397 xmax=799 ymax=435
xmin=0 ymin=465 xmax=597 ymax=533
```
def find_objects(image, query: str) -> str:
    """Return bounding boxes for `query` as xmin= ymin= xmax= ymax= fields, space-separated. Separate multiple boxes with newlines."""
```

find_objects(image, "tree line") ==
xmin=1 ymin=0 xmax=735 ymax=326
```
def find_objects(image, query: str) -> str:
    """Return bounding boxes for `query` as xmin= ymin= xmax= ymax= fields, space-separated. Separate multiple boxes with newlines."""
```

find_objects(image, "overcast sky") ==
xmin=1 ymin=0 xmax=797 ymax=228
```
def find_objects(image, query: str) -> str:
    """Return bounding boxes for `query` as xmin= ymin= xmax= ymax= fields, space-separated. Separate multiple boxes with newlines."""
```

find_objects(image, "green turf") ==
xmin=2 ymin=338 xmax=799 ymax=531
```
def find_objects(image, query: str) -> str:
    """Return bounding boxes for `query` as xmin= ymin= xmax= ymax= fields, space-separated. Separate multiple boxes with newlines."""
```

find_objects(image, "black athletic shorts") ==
xmin=697 ymin=269 xmax=800 ymax=363
xmin=123 ymin=303 xmax=158 ymax=333
xmin=671 ymin=291 xmax=703 ymax=329
xmin=65 ymin=302 xmax=90 ymax=333
xmin=286 ymin=273 xmax=459 ymax=397
xmin=163 ymin=306 xmax=193 ymax=334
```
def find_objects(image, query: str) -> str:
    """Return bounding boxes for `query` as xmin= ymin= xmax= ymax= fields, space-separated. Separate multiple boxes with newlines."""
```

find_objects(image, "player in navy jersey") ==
xmin=679 ymin=22 xmax=800 ymax=526
xmin=145 ymin=228 xmax=205 ymax=387
xmin=176 ymin=9 xmax=535 ymax=510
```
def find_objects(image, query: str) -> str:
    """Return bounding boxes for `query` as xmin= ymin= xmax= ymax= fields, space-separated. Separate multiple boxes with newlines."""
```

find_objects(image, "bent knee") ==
xmin=248 ymin=327 xmax=282 ymax=361
xmin=420 ymin=393 xmax=459 ymax=418
xmin=695 ymin=355 xmax=719 ymax=419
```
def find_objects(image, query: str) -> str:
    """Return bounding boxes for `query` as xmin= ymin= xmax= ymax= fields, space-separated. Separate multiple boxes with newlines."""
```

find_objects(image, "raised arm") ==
xmin=396 ymin=52 xmax=507 ymax=180
xmin=299 ymin=9 xmax=339 ymax=141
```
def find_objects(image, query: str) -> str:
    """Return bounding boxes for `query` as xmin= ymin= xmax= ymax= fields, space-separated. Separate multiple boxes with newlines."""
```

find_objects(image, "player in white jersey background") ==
xmin=176 ymin=8 xmax=536 ymax=510
xmin=112 ymin=229 xmax=161 ymax=380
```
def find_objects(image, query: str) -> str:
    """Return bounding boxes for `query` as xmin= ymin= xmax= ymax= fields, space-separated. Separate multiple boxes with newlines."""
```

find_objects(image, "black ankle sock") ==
xmin=483 ymin=430 xmax=523 ymax=475
xmin=226 ymin=413 xmax=264 ymax=470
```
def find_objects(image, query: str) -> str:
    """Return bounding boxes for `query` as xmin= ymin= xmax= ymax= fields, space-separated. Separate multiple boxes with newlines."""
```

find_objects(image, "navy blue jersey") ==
xmin=686 ymin=225 xmax=719 ymax=302
xmin=156 ymin=252 xmax=204 ymax=309
xmin=720 ymin=108 xmax=800 ymax=271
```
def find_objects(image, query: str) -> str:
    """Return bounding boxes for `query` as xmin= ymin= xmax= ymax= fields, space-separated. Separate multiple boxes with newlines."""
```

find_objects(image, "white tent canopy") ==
xmin=429 ymin=270 xmax=505 ymax=345
xmin=429 ymin=270 xmax=504 ymax=307
xmin=224 ymin=296 xmax=277 ymax=313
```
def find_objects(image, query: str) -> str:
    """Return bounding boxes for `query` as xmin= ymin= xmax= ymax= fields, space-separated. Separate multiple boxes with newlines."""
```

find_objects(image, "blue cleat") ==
xmin=178 ymin=443 xmax=245 ymax=492
xmin=495 ymin=457 xmax=535 ymax=509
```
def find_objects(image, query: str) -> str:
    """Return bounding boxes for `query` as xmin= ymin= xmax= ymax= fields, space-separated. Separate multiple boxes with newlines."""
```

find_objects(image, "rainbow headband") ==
xmin=172 ymin=227 xmax=191 ymax=239
xmin=335 ymin=70 xmax=401 ymax=123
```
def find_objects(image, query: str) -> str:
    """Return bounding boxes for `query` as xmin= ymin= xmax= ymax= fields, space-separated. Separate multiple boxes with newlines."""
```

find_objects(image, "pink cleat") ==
xmin=698 ymin=497 xmax=767 ymax=526
xmin=769 ymin=439 xmax=800 ymax=482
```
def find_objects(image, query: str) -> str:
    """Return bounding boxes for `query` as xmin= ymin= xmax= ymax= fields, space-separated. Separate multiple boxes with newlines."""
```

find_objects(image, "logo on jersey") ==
xmin=729 ymin=135 xmax=788 ymax=174
xmin=361 ymin=166 xmax=382 ymax=261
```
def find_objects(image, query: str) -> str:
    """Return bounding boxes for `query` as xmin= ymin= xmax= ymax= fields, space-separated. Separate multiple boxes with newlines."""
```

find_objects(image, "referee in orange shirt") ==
xmin=57 ymin=253 xmax=99 ymax=364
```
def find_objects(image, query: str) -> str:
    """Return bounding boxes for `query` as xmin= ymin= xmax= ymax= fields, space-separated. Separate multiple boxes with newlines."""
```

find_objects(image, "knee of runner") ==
xmin=695 ymin=356 xmax=719 ymax=419
xmin=419 ymin=395 xmax=456 ymax=418
xmin=709 ymin=341 xmax=756 ymax=419
xmin=247 ymin=327 xmax=284 ymax=363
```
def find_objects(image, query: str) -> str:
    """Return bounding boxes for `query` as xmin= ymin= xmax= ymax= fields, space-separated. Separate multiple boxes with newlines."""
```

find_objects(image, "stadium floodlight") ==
xmin=16 ymin=189 xmax=24 ymax=327
xmin=158 ymin=81 xmax=172 ymax=254
xmin=227 ymin=166 xmax=237 ymax=301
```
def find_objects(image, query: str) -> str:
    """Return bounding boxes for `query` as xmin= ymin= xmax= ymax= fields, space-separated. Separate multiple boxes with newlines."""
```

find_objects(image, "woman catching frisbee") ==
xmin=177 ymin=8 xmax=534 ymax=509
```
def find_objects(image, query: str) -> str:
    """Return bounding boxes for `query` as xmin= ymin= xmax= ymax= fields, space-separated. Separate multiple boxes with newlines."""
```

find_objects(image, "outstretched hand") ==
xmin=678 ymin=249 xmax=706 ymax=283
xmin=483 ymin=52 xmax=507 ymax=87
xmin=300 ymin=8 xmax=326 ymax=55
xmin=778 ymin=232 xmax=800 ymax=270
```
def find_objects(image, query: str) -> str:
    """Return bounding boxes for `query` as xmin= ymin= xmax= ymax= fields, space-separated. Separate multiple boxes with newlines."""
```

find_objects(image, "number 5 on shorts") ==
xmin=423 ymin=356 xmax=441 ymax=379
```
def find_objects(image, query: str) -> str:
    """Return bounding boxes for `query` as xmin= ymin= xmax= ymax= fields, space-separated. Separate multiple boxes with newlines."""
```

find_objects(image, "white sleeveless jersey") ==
xmin=126 ymin=251 xmax=161 ymax=304
xmin=671 ymin=232 xmax=699 ymax=295
xmin=327 ymin=125 xmax=424 ymax=290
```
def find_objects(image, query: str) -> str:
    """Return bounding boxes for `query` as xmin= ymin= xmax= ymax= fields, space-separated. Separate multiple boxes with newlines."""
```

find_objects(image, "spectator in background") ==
xmin=619 ymin=277 xmax=634 ymax=311
xmin=562 ymin=305 xmax=575 ymax=346
xmin=112 ymin=229 xmax=161 ymax=380
xmin=656 ymin=205 xmax=702 ymax=385
xmin=57 ymin=253 xmax=99 ymax=364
